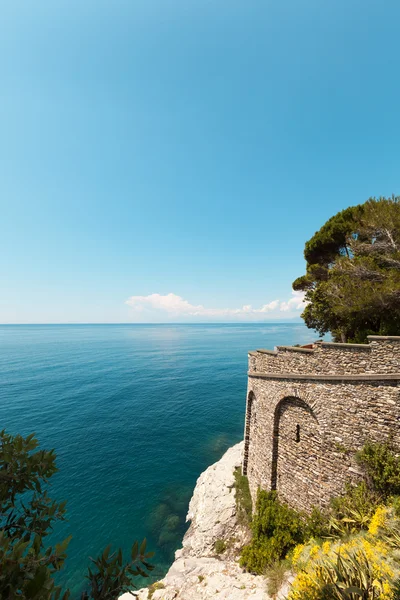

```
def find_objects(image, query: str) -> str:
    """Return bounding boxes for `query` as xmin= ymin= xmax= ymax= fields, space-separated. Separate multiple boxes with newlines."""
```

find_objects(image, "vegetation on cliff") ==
xmin=239 ymin=441 xmax=400 ymax=599
xmin=240 ymin=490 xmax=304 ymax=573
xmin=233 ymin=467 xmax=252 ymax=526
xmin=0 ymin=429 xmax=154 ymax=599
xmin=293 ymin=195 xmax=400 ymax=342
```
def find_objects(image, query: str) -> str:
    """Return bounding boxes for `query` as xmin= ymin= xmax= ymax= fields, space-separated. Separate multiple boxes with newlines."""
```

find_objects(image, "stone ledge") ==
xmin=368 ymin=335 xmax=400 ymax=341
xmin=276 ymin=346 xmax=314 ymax=354
xmin=248 ymin=371 xmax=400 ymax=382
xmin=320 ymin=342 xmax=370 ymax=350
xmin=256 ymin=348 xmax=278 ymax=355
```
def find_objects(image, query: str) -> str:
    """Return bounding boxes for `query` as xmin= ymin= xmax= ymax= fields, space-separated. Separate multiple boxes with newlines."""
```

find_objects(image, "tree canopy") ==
xmin=0 ymin=429 xmax=154 ymax=599
xmin=293 ymin=196 xmax=400 ymax=342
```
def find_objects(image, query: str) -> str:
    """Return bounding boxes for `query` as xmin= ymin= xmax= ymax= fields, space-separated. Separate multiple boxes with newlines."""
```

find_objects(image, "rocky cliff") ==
xmin=120 ymin=442 xmax=290 ymax=600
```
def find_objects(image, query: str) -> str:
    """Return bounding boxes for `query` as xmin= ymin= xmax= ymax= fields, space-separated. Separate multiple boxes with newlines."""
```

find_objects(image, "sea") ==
xmin=0 ymin=323 xmax=319 ymax=596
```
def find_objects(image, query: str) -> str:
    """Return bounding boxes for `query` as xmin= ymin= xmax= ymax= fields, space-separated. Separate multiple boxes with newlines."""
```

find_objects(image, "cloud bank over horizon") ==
xmin=125 ymin=291 xmax=306 ymax=322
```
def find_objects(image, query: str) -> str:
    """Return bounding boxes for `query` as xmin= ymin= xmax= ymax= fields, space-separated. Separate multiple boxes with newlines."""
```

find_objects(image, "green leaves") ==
xmin=356 ymin=442 xmax=400 ymax=498
xmin=0 ymin=430 xmax=69 ymax=599
xmin=292 ymin=196 xmax=400 ymax=342
xmin=240 ymin=490 xmax=304 ymax=574
xmin=0 ymin=428 xmax=58 ymax=508
xmin=329 ymin=481 xmax=379 ymax=538
xmin=233 ymin=467 xmax=252 ymax=526
xmin=84 ymin=539 xmax=155 ymax=600
xmin=0 ymin=430 xmax=156 ymax=600
xmin=316 ymin=550 xmax=385 ymax=600
xmin=131 ymin=541 xmax=138 ymax=561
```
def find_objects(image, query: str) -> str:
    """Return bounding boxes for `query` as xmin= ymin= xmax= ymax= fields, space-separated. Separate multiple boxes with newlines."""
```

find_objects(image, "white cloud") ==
xmin=125 ymin=291 xmax=307 ymax=321
xmin=261 ymin=300 xmax=279 ymax=312
xmin=279 ymin=290 xmax=307 ymax=312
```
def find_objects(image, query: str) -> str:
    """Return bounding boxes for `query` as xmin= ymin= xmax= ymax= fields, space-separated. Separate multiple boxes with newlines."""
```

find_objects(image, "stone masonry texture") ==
xmin=243 ymin=337 xmax=400 ymax=513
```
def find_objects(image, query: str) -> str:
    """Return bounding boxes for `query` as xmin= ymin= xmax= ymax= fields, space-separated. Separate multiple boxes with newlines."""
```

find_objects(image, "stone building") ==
xmin=242 ymin=336 xmax=400 ymax=513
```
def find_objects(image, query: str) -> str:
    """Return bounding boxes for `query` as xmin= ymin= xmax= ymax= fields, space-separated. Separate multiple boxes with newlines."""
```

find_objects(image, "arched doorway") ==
xmin=271 ymin=397 xmax=321 ymax=511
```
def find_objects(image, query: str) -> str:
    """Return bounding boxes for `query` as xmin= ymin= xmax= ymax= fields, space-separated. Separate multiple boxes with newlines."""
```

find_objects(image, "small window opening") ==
xmin=296 ymin=424 xmax=301 ymax=443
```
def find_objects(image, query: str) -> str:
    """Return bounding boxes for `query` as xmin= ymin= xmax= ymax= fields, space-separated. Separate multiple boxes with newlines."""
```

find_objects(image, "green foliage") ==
xmin=293 ymin=196 xmax=400 ymax=341
xmin=356 ymin=441 xmax=400 ymax=498
xmin=240 ymin=491 xmax=303 ymax=574
xmin=214 ymin=539 xmax=227 ymax=554
xmin=311 ymin=551 xmax=386 ymax=599
xmin=304 ymin=507 xmax=330 ymax=540
xmin=82 ymin=540 xmax=155 ymax=600
xmin=233 ymin=467 xmax=252 ymax=526
xmin=0 ymin=429 xmax=71 ymax=599
xmin=391 ymin=496 xmax=400 ymax=518
xmin=329 ymin=482 xmax=379 ymax=537
xmin=288 ymin=442 xmax=400 ymax=599
xmin=0 ymin=429 xmax=154 ymax=599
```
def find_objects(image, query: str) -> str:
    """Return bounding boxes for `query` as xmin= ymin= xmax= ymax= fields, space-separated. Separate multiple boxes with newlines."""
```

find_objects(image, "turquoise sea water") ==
xmin=0 ymin=323 xmax=317 ymax=595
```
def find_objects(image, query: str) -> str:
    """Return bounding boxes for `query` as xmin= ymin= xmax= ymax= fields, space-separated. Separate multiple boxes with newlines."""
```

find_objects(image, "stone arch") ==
xmin=271 ymin=396 xmax=322 ymax=511
xmin=243 ymin=391 xmax=254 ymax=476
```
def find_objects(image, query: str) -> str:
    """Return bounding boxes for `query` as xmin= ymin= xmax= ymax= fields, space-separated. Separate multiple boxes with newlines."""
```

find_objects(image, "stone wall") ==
xmin=243 ymin=336 xmax=400 ymax=513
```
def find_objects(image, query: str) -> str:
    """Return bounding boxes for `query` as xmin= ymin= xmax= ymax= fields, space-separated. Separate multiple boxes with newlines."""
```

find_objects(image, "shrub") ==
xmin=289 ymin=538 xmax=398 ymax=600
xmin=329 ymin=481 xmax=379 ymax=536
xmin=240 ymin=491 xmax=303 ymax=574
xmin=356 ymin=441 xmax=400 ymax=498
xmin=214 ymin=539 xmax=227 ymax=554
xmin=304 ymin=507 xmax=330 ymax=540
xmin=233 ymin=467 xmax=252 ymax=526
xmin=391 ymin=496 xmax=400 ymax=518
xmin=317 ymin=550 xmax=392 ymax=599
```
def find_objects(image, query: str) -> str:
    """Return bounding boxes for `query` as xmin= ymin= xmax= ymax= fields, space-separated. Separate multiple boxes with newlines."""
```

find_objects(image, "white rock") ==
xmin=183 ymin=442 xmax=245 ymax=558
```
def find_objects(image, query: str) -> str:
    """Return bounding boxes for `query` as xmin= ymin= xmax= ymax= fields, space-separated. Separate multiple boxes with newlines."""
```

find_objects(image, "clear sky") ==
xmin=1 ymin=0 xmax=399 ymax=323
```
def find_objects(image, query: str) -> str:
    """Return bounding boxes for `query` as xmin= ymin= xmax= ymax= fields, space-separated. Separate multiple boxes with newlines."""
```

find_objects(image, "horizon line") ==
xmin=0 ymin=320 xmax=305 ymax=326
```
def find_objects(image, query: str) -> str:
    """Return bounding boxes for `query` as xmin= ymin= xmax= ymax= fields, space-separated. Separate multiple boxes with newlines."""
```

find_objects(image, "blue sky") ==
xmin=1 ymin=0 xmax=399 ymax=323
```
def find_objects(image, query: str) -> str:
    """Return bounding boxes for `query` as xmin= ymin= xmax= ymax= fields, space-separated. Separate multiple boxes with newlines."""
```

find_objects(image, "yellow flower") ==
xmin=288 ymin=529 xmax=398 ymax=599
xmin=289 ymin=571 xmax=319 ymax=600
xmin=381 ymin=581 xmax=394 ymax=600
xmin=321 ymin=541 xmax=331 ymax=555
xmin=369 ymin=506 xmax=387 ymax=536
xmin=291 ymin=544 xmax=305 ymax=567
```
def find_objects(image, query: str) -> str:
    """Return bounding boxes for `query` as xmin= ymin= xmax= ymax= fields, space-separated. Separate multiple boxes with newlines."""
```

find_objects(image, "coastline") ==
xmin=121 ymin=442 xmax=290 ymax=600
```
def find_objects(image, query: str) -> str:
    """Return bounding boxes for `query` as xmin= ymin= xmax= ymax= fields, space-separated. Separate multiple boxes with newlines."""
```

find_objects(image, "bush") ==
xmin=287 ymin=441 xmax=400 ymax=599
xmin=304 ymin=507 xmax=330 ymax=540
xmin=391 ymin=496 xmax=400 ymax=518
xmin=240 ymin=491 xmax=303 ymax=574
xmin=329 ymin=481 xmax=379 ymax=536
xmin=356 ymin=441 xmax=400 ymax=498
xmin=289 ymin=542 xmax=397 ymax=600
xmin=214 ymin=539 xmax=227 ymax=554
xmin=233 ymin=467 xmax=252 ymax=526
